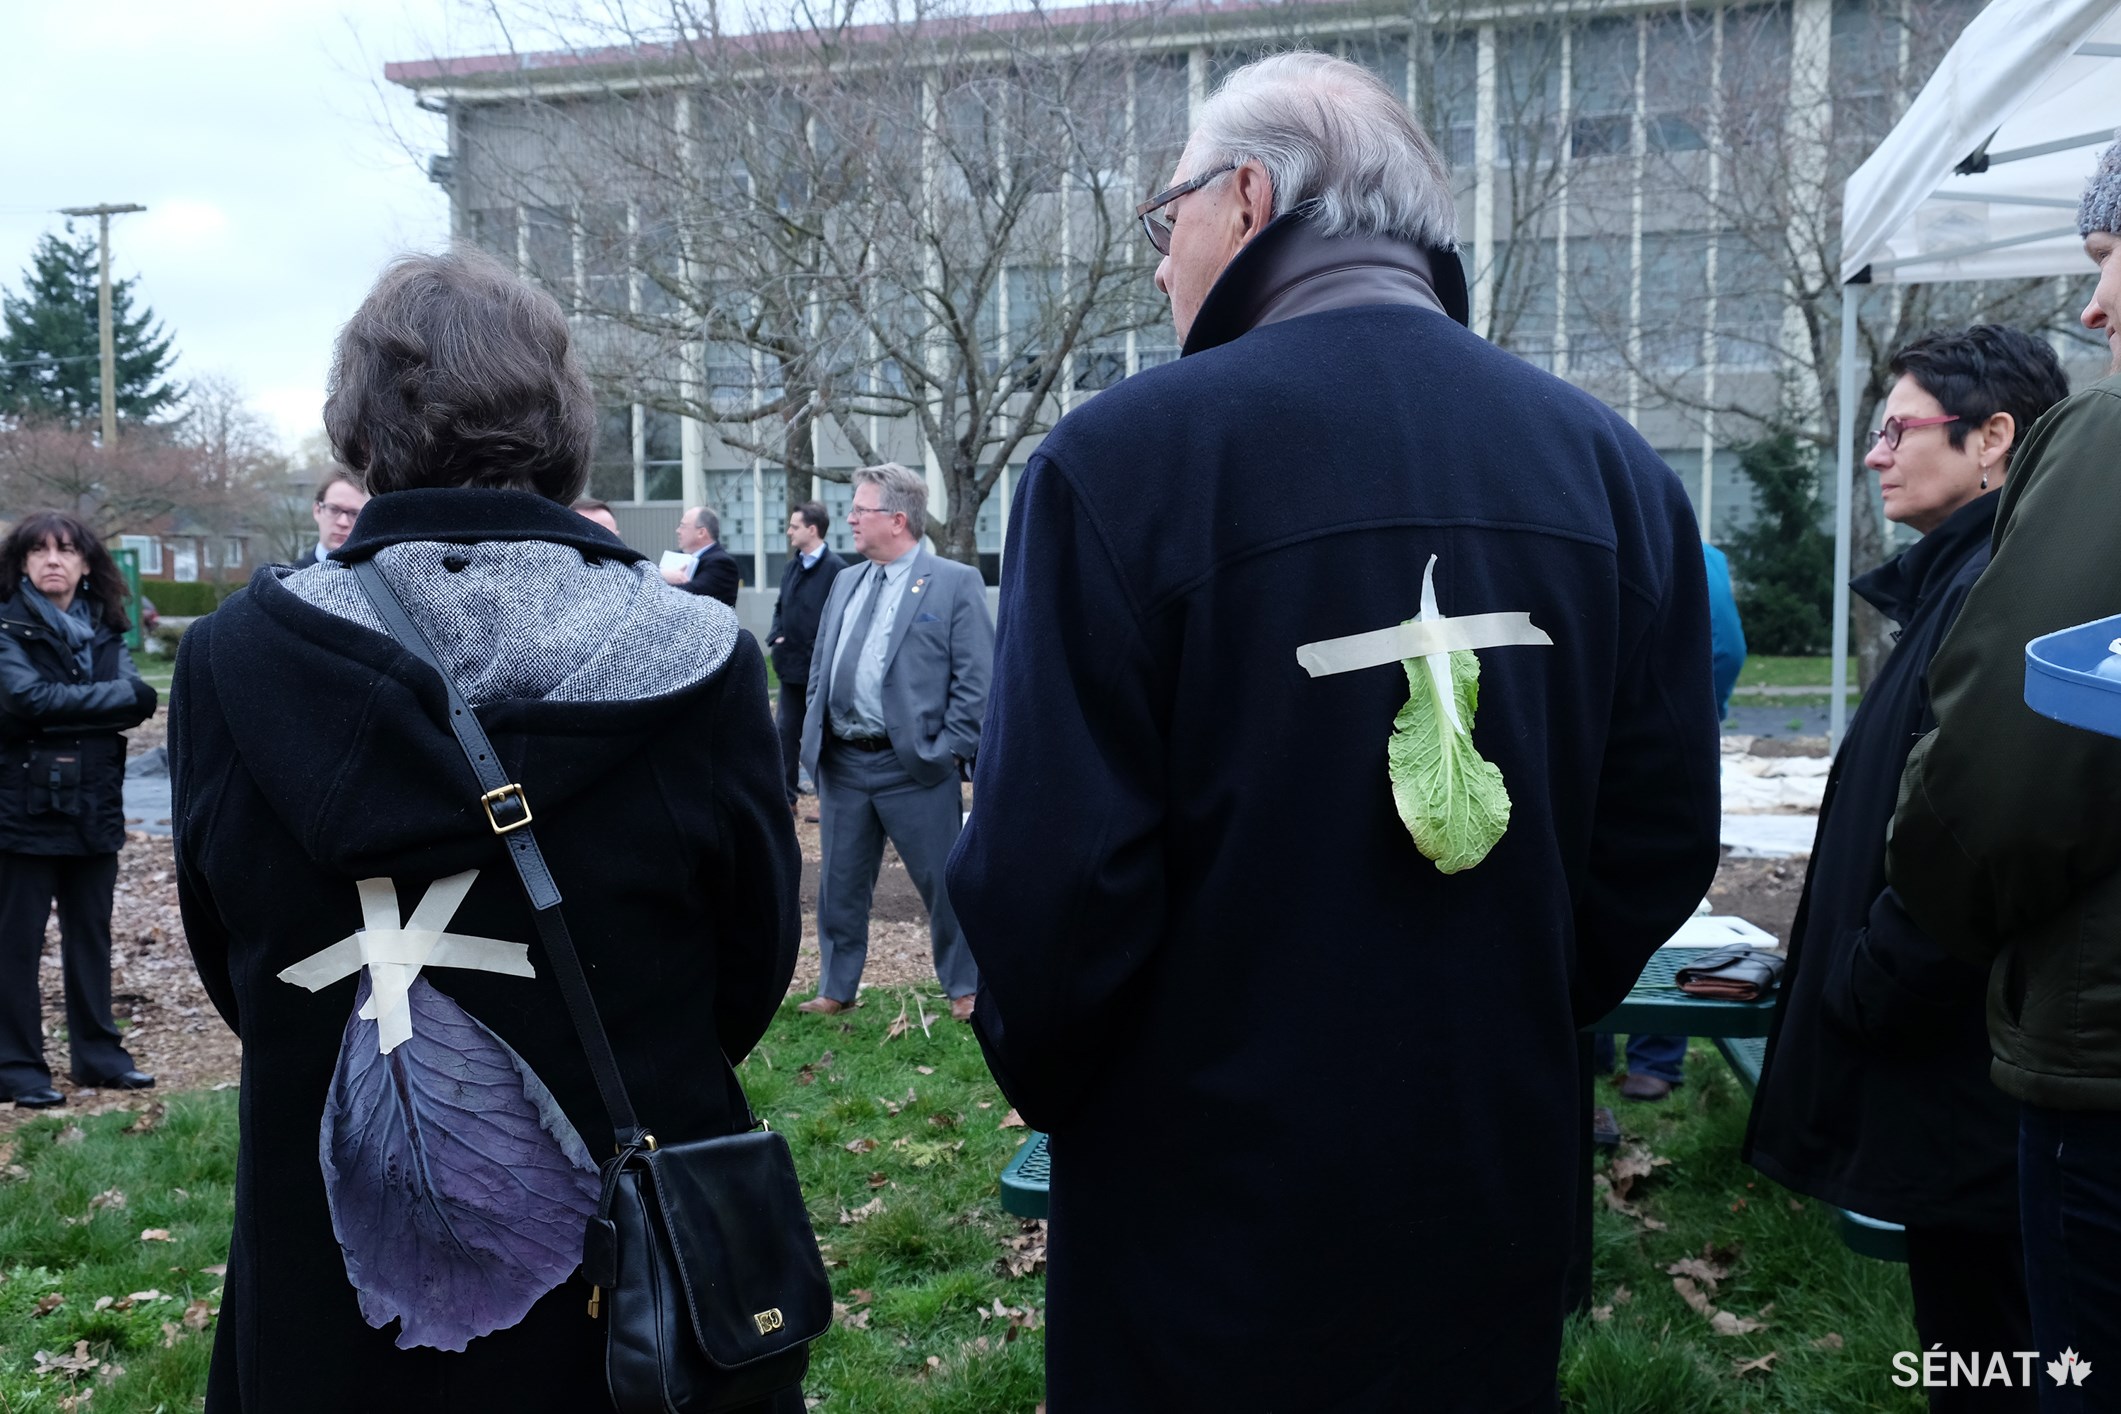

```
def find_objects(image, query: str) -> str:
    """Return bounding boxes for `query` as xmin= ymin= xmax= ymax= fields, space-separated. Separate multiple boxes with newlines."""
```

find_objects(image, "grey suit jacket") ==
xmin=801 ymin=550 xmax=993 ymax=788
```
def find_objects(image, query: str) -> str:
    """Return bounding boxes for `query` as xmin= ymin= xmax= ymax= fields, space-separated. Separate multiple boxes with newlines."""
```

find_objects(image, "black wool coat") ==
xmin=171 ymin=490 xmax=800 ymax=1412
xmin=682 ymin=541 xmax=742 ymax=606
xmin=947 ymin=217 xmax=1721 ymax=1413
xmin=1746 ymin=492 xmax=2016 ymax=1230
xmin=0 ymin=594 xmax=155 ymax=856
xmin=766 ymin=546 xmax=846 ymax=685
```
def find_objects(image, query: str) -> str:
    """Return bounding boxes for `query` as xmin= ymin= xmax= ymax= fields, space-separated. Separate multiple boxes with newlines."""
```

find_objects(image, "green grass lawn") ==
xmin=0 ymin=1022 xmax=1920 ymax=1412
xmin=1735 ymin=656 xmax=1856 ymax=689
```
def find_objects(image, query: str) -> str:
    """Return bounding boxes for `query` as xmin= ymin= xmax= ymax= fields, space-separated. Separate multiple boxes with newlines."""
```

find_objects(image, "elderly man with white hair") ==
xmin=947 ymin=52 xmax=1720 ymax=1410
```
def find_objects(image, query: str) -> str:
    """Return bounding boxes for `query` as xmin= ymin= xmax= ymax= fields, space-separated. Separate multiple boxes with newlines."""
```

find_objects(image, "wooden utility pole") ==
xmin=56 ymin=203 xmax=147 ymax=447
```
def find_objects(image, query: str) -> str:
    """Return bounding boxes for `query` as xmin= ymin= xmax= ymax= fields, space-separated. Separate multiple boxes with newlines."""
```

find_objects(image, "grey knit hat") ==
xmin=2081 ymin=129 xmax=2121 ymax=237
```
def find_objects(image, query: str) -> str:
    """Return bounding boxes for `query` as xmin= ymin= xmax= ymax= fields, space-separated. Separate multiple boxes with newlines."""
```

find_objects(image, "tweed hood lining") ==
xmin=284 ymin=539 xmax=737 ymax=707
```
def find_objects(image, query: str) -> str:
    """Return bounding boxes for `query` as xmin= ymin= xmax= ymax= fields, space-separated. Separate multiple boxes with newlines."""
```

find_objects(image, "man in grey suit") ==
xmin=800 ymin=462 xmax=993 ymax=1021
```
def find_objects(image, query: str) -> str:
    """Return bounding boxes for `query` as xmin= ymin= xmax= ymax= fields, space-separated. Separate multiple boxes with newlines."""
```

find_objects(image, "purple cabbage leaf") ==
xmin=320 ymin=973 xmax=600 ymax=1352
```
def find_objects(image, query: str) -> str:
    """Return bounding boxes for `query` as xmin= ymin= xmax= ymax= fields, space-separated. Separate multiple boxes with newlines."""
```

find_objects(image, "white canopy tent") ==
xmin=1828 ymin=0 xmax=2121 ymax=745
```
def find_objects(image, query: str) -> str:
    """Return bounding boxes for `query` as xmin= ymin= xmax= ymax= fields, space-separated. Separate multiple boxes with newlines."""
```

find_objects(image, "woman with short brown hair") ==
xmin=173 ymin=249 xmax=801 ymax=1411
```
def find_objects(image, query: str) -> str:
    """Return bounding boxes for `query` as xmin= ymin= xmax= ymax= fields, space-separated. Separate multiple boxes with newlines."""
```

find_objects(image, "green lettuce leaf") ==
xmin=1387 ymin=639 xmax=1511 ymax=873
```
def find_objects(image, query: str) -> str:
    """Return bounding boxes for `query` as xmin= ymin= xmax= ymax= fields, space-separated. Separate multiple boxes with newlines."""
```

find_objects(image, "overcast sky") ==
xmin=0 ymin=2 xmax=483 ymax=446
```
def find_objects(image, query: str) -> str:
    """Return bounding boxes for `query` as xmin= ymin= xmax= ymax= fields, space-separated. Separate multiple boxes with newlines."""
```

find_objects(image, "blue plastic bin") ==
xmin=2025 ymin=613 xmax=2121 ymax=739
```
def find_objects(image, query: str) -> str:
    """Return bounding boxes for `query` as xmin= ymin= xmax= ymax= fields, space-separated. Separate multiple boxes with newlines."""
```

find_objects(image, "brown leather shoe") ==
xmin=949 ymin=994 xmax=976 ymax=1023
xmin=1617 ymin=1073 xmax=1675 ymax=1102
xmin=797 ymin=996 xmax=850 ymax=1015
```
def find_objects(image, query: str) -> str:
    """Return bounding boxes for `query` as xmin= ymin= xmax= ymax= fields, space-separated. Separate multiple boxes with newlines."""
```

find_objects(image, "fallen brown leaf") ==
xmin=1732 ymin=1351 xmax=1779 ymax=1376
xmin=1612 ymin=1284 xmax=1633 ymax=1307
xmin=837 ymin=1196 xmax=885 ymax=1226
xmin=916 ymin=1065 xmax=935 ymax=1076
xmin=55 ymin=1126 xmax=85 ymax=1147
xmin=999 ymin=1109 xmax=1026 ymax=1130
xmin=33 ymin=1293 xmax=64 ymax=1317
xmin=1711 ymin=1311 xmax=1768 ymax=1337
xmin=138 ymin=1228 xmax=172 ymax=1243
xmin=1812 ymin=1332 xmax=1844 ymax=1351
xmin=1590 ymin=1304 xmax=1612 ymax=1322
xmin=182 ymin=1298 xmax=212 ymax=1331
xmin=124 ymin=1104 xmax=165 ymax=1135
xmin=867 ymin=1172 xmax=889 ymax=1190
xmin=1664 ymin=1256 xmax=1730 ymax=1291
xmin=843 ymin=1137 xmax=878 ymax=1154
xmin=1671 ymin=1276 xmax=1716 ymax=1317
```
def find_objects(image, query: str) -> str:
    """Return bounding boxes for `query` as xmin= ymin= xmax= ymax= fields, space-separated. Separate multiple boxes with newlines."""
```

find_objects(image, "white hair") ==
xmin=1189 ymin=51 xmax=1458 ymax=249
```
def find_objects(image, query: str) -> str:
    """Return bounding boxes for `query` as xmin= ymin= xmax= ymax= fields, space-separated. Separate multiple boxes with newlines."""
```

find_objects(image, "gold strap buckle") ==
xmin=482 ymin=783 xmax=533 ymax=835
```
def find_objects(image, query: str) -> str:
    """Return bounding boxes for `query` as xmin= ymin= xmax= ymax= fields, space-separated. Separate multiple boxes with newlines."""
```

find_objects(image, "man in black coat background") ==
xmin=660 ymin=505 xmax=740 ymax=606
xmin=765 ymin=500 xmax=846 ymax=811
xmin=946 ymin=52 xmax=1720 ymax=1412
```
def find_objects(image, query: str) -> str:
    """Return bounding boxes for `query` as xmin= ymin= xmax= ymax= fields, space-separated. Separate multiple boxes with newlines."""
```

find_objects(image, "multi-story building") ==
xmin=389 ymin=0 xmax=2092 ymax=585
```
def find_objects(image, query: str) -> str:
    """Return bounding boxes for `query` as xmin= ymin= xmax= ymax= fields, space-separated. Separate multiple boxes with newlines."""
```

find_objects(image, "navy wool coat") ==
xmin=947 ymin=221 xmax=1721 ymax=1412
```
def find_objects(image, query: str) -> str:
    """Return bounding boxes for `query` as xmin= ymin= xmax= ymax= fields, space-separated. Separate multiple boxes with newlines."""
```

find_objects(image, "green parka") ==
xmin=1889 ymin=370 xmax=2121 ymax=1109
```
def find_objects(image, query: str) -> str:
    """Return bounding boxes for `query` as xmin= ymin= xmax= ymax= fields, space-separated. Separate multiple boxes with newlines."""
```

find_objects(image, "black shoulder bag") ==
xmin=355 ymin=559 xmax=831 ymax=1413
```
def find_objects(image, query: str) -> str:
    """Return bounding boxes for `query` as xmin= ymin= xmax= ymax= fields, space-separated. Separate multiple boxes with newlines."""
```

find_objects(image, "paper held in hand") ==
xmin=659 ymin=551 xmax=694 ymax=575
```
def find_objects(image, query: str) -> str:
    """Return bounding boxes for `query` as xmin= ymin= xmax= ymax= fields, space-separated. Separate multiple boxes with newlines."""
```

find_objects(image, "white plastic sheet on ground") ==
xmin=1720 ymin=815 xmax=1821 ymax=860
xmin=1720 ymin=755 xmax=1831 ymax=814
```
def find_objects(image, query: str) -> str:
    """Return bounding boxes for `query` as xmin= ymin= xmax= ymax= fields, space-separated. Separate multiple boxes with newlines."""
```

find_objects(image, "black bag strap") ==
xmin=351 ymin=557 xmax=670 ymax=1147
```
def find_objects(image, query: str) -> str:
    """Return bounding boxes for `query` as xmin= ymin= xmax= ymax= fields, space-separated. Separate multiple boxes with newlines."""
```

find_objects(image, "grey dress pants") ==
xmin=814 ymin=742 xmax=977 ymax=1003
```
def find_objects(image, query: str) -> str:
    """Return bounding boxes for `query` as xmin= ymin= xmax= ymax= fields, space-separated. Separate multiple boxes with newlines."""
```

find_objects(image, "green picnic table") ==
xmin=999 ymin=916 xmax=1906 ymax=1262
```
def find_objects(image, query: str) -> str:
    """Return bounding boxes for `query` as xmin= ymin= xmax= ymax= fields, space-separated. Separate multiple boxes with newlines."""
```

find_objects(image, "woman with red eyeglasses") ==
xmin=1745 ymin=324 xmax=2070 ymax=1412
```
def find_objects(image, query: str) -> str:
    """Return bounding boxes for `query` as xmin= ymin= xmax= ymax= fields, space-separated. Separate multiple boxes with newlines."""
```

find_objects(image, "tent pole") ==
xmin=1830 ymin=283 xmax=1860 ymax=752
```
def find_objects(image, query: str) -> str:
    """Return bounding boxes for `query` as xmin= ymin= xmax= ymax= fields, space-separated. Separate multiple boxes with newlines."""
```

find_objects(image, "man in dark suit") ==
xmin=659 ymin=505 xmax=739 ymax=606
xmin=766 ymin=501 xmax=845 ymax=815
xmin=944 ymin=52 xmax=1719 ymax=1413
xmin=798 ymin=463 xmax=992 ymax=1022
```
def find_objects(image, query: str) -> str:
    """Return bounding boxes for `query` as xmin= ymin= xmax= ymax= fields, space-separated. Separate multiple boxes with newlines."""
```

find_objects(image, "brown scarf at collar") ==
xmin=1181 ymin=212 xmax=1469 ymax=358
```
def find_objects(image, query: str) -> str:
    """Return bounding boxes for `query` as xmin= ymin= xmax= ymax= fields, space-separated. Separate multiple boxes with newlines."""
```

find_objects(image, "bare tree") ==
xmin=0 ymin=418 xmax=217 ymax=537
xmin=1554 ymin=0 xmax=2102 ymax=678
xmin=424 ymin=0 xmax=1181 ymax=563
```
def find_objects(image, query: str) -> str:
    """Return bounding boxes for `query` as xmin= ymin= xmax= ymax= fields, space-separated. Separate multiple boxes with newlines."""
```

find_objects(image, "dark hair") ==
xmin=1888 ymin=325 xmax=2072 ymax=465
xmin=572 ymin=497 xmax=612 ymax=514
xmin=1 ymin=511 xmax=131 ymax=632
xmin=794 ymin=500 xmax=829 ymax=535
xmin=689 ymin=506 xmax=720 ymax=542
xmin=314 ymin=467 xmax=364 ymax=504
xmin=324 ymin=247 xmax=594 ymax=503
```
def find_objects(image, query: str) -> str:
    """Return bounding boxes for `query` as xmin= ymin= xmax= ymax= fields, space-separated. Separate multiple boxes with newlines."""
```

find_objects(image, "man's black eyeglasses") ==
xmin=1136 ymin=165 xmax=1237 ymax=256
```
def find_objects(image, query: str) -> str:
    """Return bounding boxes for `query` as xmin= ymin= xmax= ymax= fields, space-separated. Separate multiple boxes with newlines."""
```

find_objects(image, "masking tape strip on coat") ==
xmin=1295 ymin=612 xmax=1554 ymax=678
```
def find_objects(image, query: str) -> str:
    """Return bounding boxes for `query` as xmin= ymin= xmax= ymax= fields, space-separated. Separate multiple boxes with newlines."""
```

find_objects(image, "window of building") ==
xmin=1639 ymin=232 xmax=1712 ymax=367
xmin=1345 ymin=32 xmax=1409 ymax=105
xmin=1565 ymin=233 xmax=1632 ymax=371
xmin=172 ymin=541 xmax=199 ymax=584
xmin=1642 ymin=12 xmax=1711 ymax=153
xmin=1431 ymin=33 xmax=1479 ymax=169
xmin=1490 ymin=239 xmax=1560 ymax=369
xmin=580 ymin=204 xmax=628 ymax=315
xmin=226 ymin=537 xmax=245 ymax=568
xmin=1499 ymin=26 xmax=1566 ymax=166
xmin=592 ymin=404 xmax=637 ymax=502
xmin=1831 ymin=0 xmax=1902 ymax=147
xmin=1569 ymin=18 xmax=1637 ymax=159
xmin=469 ymin=207 xmax=519 ymax=268
xmin=117 ymin=534 xmax=162 ymax=576
xmin=1133 ymin=53 xmax=1191 ymax=172
xmin=525 ymin=207 xmax=573 ymax=306
xmin=643 ymin=409 xmax=683 ymax=502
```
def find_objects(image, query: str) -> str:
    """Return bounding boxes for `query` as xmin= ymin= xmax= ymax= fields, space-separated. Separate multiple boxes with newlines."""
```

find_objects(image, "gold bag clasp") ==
xmin=753 ymin=1308 xmax=784 ymax=1335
